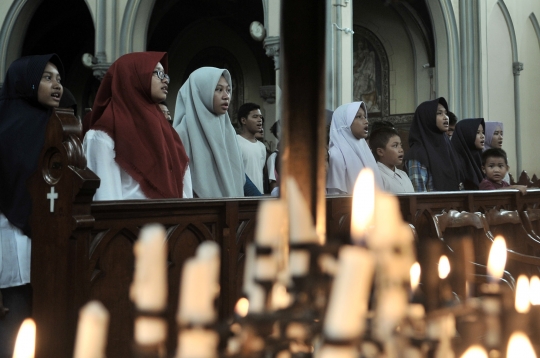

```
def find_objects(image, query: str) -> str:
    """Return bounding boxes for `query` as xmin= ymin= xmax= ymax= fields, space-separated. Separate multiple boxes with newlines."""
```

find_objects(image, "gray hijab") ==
xmin=173 ymin=67 xmax=245 ymax=197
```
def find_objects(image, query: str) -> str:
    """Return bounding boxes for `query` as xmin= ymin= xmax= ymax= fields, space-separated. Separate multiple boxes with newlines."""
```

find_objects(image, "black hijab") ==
xmin=0 ymin=54 xmax=64 ymax=236
xmin=404 ymin=97 xmax=461 ymax=191
xmin=451 ymin=118 xmax=485 ymax=190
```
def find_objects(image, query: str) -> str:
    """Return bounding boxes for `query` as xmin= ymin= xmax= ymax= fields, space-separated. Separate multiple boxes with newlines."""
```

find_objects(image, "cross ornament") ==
xmin=47 ymin=186 xmax=58 ymax=213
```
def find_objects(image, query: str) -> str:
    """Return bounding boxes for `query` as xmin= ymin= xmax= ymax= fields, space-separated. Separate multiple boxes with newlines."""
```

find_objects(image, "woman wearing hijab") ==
xmin=326 ymin=101 xmax=383 ymax=194
xmin=83 ymin=52 xmax=192 ymax=200
xmin=451 ymin=118 xmax=486 ymax=190
xmin=173 ymin=67 xmax=247 ymax=198
xmin=404 ymin=98 xmax=461 ymax=192
xmin=0 ymin=54 xmax=63 ymax=356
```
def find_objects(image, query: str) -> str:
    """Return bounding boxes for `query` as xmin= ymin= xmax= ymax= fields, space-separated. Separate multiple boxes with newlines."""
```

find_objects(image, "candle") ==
xmin=529 ymin=276 xmax=540 ymax=305
xmin=460 ymin=345 xmax=488 ymax=358
xmin=270 ymin=282 xmax=290 ymax=310
xmin=289 ymin=249 xmax=310 ymax=277
xmin=438 ymin=255 xmax=453 ymax=307
xmin=255 ymin=200 xmax=287 ymax=248
xmin=287 ymin=178 xmax=319 ymax=244
xmin=13 ymin=318 xmax=36 ymax=358
xmin=438 ymin=255 xmax=450 ymax=279
xmin=324 ymin=245 xmax=375 ymax=340
xmin=487 ymin=236 xmax=506 ymax=283
xmin=242 ymin=244 xmax=256 ymax=297
xmin=178 ymin=241 xmax=221 ymax=326
xmin=350 ymin=169 xmax=375 ymax=244
xmin=130 ymin=224 xmax=167 ymax=345
xmin=410 ymin=262 xmax=421 ymax=293
xmin=254 ymin=254 xmax=278 ymax=281
xmin=318 ymin=345 xmax=357 ymax=358
xmin=506 ymin=332 xmax=537 ymax=358
xmin=73 ymin=301 xmax=109 ymax=358
xmin=176 ymin=328 xmax=219 ymax=358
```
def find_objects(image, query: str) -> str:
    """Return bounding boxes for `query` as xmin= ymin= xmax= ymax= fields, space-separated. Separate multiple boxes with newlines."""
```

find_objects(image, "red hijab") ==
xmin=85 ymin=52 xmax=189 ymax=198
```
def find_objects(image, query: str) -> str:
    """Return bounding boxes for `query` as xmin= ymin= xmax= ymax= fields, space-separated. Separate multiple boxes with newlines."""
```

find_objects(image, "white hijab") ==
xmin=326 ymin=101 xmax=383 ymax=193
xmin=173 ymin=67 xmax=245 ymax=198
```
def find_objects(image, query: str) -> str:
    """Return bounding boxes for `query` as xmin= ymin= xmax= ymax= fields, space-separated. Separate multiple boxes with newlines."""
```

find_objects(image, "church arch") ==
xmin=119 ymin=0 xmax=156 ymax=55
xmin=529 ymin=13 xmax=540 ymax=49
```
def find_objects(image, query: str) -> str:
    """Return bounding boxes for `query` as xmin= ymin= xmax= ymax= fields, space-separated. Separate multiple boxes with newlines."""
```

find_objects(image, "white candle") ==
xmin=530 ymin=276 xmax=540 ymax=305
xmin=286 ymin=178 xmax=319 ymax=244
xmin=242 ymin=244 xmax=256 ymax=296
xmin=13 ymin=318 xmax=36 ymax=358
xmin=178 ymin=241 xmax=221 ymax=326
xmin=176 ymin=328 xmax=219 ymax=358
xmin=324 ymin=246 xmax=375 ymax=340
xmin=130 ymin=224 xmax=167 ymax=345
xmin=350 ymin=169 xmax=375 ymax=244
xmin=438 ymin=255 xmax=450 ymax=279
xmin=255 ymin=200 xmax=287 ymax=248
xmin=410 ymin=262 xmax=421 ymax=292
xmin=318 ymin=345 xmax=357 ymax=358
xmin=73 ymin=301 xmax=109 ymax=358
xmin=255 ymin=255 xmax=278 ymax=281
xmin=487 ymin=236 xmax=506 ymax=283
xmin=289 ymin=249 xmax=310 ymax=277
xmin=248 ymin=283 xmax=266 ymax=314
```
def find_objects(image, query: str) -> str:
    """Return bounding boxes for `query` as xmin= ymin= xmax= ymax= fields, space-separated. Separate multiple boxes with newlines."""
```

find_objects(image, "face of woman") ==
xmin=435 ymin=103 xmax=449 ymax=132
xmin=475 ymin=123 xmax=485 ymax=150
xmin=37 ymin=62 xmax=63 ymax=108
xmin=150 ymin=62 xmax=169 ymax=103
xmin=350 ymin=106 xmax=369 ymax=139
xmin=212 ymin=76 xmax=231 ymax=115
xmin=491 ymin=126 xmax=503 ymax=148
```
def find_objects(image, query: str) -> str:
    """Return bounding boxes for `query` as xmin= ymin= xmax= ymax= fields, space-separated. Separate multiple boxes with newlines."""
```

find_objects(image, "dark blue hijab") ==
xmin=404 ymin=97 xmax=461 ymax=191
xmin=0 ymin=54 xmax=64 ymax=236
xmin=451 ymin=118 xmax=485 ymax=190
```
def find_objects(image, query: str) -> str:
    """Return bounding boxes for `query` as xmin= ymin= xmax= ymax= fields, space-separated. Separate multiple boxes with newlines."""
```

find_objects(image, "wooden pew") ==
xmin=29 ymin=109 xmax=540 ymax=357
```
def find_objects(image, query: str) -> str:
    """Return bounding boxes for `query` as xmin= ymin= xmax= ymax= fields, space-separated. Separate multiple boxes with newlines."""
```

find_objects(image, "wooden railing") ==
xmin=28 ymin=109 xmax=540 ymax=357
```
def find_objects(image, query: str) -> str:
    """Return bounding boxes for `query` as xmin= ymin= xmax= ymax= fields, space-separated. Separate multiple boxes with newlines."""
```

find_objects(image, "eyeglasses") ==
xmin=153 ymin=70 xmax=170 ymax=82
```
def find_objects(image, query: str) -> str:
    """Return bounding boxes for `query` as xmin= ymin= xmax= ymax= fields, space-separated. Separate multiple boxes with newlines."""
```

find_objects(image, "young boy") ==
xmin=236 ymin=102 xmax=267 ymax=193
xmin=480 ymin=148 xmax=527 ymax=193
xmin=369 ymin=127 xmax=415 ymax=193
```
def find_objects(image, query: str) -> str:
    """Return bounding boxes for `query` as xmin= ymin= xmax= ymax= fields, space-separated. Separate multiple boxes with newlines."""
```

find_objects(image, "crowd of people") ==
xmin=0 ymin=51 xmax=528 ymax=354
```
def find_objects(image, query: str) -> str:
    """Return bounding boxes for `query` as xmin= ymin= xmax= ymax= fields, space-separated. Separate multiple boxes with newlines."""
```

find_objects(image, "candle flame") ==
xmin=487 ymin=236 xmax=507 ymax=282
xmin=410 ymin=262 xmax=421 ymax=292
xmin=13 ymin=318 xmax=36 ymax=358
xmin=235 ymin=297 xmax=249 ymax=317
xmin=351 ymin=169 xmax=375 ymax=244
xmin=515 ymin=275 xmax=531 ymax=313
xmin=530 ymin=276 xmax=540 ymax=305
xmin=507 ymin=331 xmax=537 ymax=358
xmin=438 ymin=255 xmax=450 ymax=279
xmin=460 ymin=345 xmax=488 ymax=358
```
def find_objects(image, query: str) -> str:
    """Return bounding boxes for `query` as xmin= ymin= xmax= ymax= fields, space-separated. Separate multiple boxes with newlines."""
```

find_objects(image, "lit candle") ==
xmin=460 ymin=345 xmax=488 ymax=358
xmin=287 ymin=178 xmax=319 ymax=244
xmin=178 ymin=241 xmax=221 ymax=326
xmin=234 ymin=297 xmax=249 ymax=318
xmin=438 ymin=255 xmax=450 ymax=279
xmin=324 ymin=246 xmax=375 ymax=340
xmin=13 ymin=318 xmax=36 ymax=358
xmin=270 ymin=282 xmax=290 ymax=310
xmin=487 ymin=236 xmax=506 ymax=283
xmin=73 ymin=301 xmax=109 ymax=358
xmin=529 ymin=276 xmax=540 ymax=305
xmin=350 ymin=169 xmax=375 ymax=245
xmin=515 ymin=275 xmax=530 ymax=313
xmin=506 ymin=332 xmax=537 ymax=358
xmin=410 ymin=262 xmax=421 ymax=293
xmin=130 ymin=224 xmax=167 ymax=346
xmin=438 ymin=255 xmax=453 ymax=306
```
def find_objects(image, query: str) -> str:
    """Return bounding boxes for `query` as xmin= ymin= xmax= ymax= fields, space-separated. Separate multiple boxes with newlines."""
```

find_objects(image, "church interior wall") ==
xmin=353 ymin=0 xmax=416 ymax=115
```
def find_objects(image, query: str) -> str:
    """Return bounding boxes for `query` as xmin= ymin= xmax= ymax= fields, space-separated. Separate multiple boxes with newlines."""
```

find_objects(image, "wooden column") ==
xmin=280 ymin=0 xmax=327 ymax=242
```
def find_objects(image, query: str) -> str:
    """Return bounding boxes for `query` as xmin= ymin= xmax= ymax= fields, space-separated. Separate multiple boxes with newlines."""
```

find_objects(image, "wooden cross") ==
xmin=47 ymin=186 xmax=58 ymax=213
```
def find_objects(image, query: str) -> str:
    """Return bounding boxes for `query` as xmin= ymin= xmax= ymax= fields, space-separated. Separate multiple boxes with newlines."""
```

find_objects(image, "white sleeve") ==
xmin=83 ymin=130 xmax=124 ymax=201
xmin=182 ymin=165 xmax=193 ymax=198
xmin=267 ymin=152 xmax=277 ymax=181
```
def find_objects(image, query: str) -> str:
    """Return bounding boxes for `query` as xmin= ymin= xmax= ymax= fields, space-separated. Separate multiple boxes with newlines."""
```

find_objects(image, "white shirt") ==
xmin=377 ymin=162 xmax=415 ymax=193
xmin=236 ymin=135 xmax=267 ymax=193
xmin=83 ymin=130 xmax=192 ymax=200
xmin=267 ymin=152 xmax=278 ymax=182
xmin=0 ymin=213 xmax=31 ymax=288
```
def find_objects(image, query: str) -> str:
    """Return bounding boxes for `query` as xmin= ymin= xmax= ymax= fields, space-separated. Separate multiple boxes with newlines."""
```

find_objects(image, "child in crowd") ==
xmin=83 ymin=52 xmax=192 ymax=200
xmin=447 ymin=112 xmax=457 ymax=139
xmin=404 ymin=98 xmax=461 ymax=192
xmin=0 ymin=54 xmax=64 ymax=356
xmin=451 ymin=118 xmax=485 ymax=190
xmin=369 ymin=127 xmax=414 ymax=193
xmin=174 ymin=67 xmax=260 ymax=197
xmin=236 ymin=102 xmax=266 ymax=193
xmin=326 ymin=101 xmax=383 ymax=194
xmin=158 ymin=101 xmax=172 ymax=124
xmin=480 ymin=148 xmax=527 ymax=194
xmin=483 ymin=121 xmax=509 ymax=183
